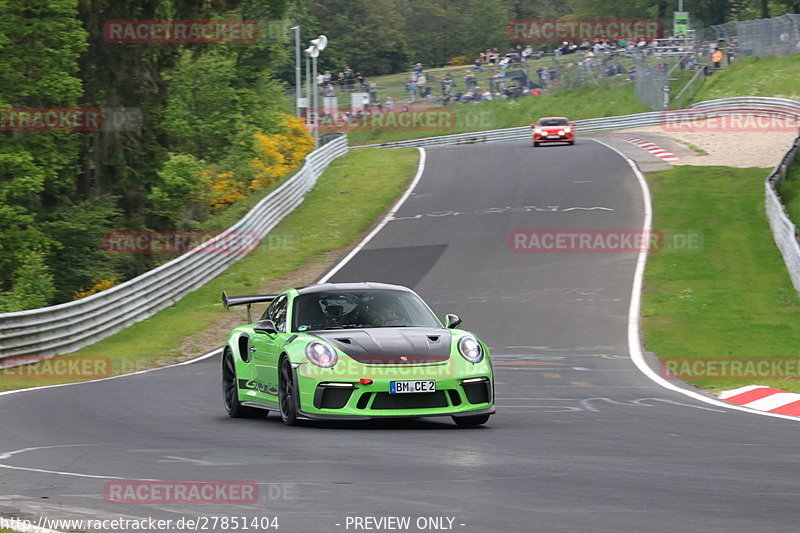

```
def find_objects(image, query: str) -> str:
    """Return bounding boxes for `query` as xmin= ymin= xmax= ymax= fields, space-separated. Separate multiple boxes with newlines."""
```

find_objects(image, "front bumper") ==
xmin=533 ymin=134 xmax=574 ymax=143
xmin=295 ymin=361 xmax=494 ymax=419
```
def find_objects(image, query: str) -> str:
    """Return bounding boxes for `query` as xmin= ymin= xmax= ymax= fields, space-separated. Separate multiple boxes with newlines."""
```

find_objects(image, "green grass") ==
xmin=345 ymin=80 xmax=647 ymax=146
xmin=643 ymin=165 xmax=800 ymax=393
xmin=0 ymin=147 xmax=419 ymax=392
xmin=777 ymin=149 xmax=800 ymax=223
xmin=695 ymin=55 xmax=800 ymax=101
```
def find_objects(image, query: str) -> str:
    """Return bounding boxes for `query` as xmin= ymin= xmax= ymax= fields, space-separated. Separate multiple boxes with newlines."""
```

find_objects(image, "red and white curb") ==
xmin=718 ymin=385 xmax=800 ymax=416
xmin=621 ymin=136 xmax=679 ymax=162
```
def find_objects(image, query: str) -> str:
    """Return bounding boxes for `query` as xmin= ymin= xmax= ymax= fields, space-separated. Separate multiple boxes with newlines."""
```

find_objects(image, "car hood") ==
xmin=310 ymin=328 xmax=452 ymax=364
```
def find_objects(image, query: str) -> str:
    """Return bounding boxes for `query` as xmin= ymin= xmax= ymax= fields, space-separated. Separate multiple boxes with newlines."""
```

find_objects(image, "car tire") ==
xmin=568 ymin=140 xmax=575 ymax=145
xmin=533 ymin=142 xmax=540 ymax=147
xmin=279 ymin=357 xmax=300 ymax=426
xmin=222 ymin=348 xmax=267 ymax=419
xmin=452 ymin=413 xmax=491 ymax=427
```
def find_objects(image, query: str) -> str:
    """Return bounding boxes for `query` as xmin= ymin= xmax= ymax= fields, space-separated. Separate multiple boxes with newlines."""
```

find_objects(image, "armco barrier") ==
xmin=3 ymin=97 xmax=800 ymax=358
xmin=360 ymin=97 xmax=800 ymax=149
xmin=0 ymin=136 xmax=349 ymax=358
xmin=766 ymin=135 xmax=800 ymax=292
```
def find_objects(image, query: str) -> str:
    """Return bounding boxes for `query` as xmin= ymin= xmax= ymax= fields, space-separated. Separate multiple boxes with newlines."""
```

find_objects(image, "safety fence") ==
xmin=0 ymin=136 xmax=349 ymax=359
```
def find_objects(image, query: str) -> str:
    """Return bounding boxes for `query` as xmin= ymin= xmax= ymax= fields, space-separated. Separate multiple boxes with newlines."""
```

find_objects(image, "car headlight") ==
xmin=564 ymin=127 xmax=572 ymax=133
xmin=558 ymin=130 xmax=565 ymax=135
xmin=458 ymin=336 xmax=484 ymax=363
xmin=305 ymin=341 xmax=338 ymax=368
xmin=534 ymin=128 xmax=543 ymax=134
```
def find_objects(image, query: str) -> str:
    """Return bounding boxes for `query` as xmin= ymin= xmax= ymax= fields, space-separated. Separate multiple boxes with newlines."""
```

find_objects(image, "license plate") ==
xmin=546 ymin=135 xmax=560 ymax=139
xmin=390 ymin=380 xmax=436 ymax=394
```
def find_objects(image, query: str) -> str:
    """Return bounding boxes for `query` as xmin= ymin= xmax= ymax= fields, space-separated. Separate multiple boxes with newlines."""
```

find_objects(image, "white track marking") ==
xmin=0 ymin=347 xmax=221 ymax=397
xmin=588 ymin=138 xmax=800 ymax=422
xmin=0 ymin=444 xmax=157 ymax=481
xmin=318 ymin=147 xmax=427 ymax=283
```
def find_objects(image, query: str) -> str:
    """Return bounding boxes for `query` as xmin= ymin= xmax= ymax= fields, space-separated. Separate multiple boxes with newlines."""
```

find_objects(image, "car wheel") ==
xmin=222 ymin=348 xmax=266 ymax=418
xmin=533 ymin=142 xmax=540 ymax=147
xmin=279 ymin=357 xmax=300 ymax=426
xmin=568 ymin=140 xmax=575 ymax=145
xmin=452 ymin=413 xmax=491 ymax=427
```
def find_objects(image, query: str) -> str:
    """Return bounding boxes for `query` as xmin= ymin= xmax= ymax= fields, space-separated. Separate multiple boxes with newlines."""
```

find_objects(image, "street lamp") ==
xmin=308 ymin=35 xmax=327 ymax=147
xmin=291 ymin=26 xmax=301 ymax=117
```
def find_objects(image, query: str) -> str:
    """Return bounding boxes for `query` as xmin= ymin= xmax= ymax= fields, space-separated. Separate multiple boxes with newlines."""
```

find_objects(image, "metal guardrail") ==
xmin=766 ymin=135 xmax=800 ymax=292
xmin=359 ymin=97 xmax=800 ymax=149
xmin=3 ymin=97 xmax=799 ymax=358
xmin=0 ymin=136 xmax=350 ymax=358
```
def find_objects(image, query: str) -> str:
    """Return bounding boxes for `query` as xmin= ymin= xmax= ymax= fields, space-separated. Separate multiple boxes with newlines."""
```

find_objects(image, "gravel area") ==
xmin=626 ymin=118 xmax=798 ymax=167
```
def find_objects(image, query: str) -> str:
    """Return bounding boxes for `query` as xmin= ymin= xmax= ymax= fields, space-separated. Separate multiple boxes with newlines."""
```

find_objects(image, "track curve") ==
xmin=2 ymin=139 xmax=799 ymax=533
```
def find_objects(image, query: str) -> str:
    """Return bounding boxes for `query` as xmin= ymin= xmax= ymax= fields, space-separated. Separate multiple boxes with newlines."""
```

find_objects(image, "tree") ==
xmin=311 ymin=0 xmax=411 ymax=75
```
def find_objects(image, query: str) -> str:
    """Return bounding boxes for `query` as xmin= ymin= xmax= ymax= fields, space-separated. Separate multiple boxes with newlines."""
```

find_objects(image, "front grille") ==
xmin=463 ymin=381 xmax=491 ymax=404
xmin=314 ymin=386 xmax=353 ymax=409
xmin=371 ymin=391 xmax=449 ymax=410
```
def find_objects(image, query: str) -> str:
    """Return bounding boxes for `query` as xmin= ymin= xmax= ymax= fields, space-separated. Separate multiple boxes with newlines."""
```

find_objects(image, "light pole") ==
xmin=308 ymin=35 xmax=328 ymax=147
xmin=305 ymin=47 xmax=313 ymax=133
xmin=291 ymin=26 xmax=301 ymax=117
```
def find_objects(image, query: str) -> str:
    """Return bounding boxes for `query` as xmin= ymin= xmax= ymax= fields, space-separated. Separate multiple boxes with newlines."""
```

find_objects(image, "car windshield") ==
xmin=292 ymin=289 xmax=441 ymax=331
xmin=538 ymin=118 xmax=569 ymax=126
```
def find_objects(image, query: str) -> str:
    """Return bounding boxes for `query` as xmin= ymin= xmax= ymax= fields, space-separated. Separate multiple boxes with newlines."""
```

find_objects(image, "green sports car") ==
xmin=221 ymin=282 xmax=494 ymax=427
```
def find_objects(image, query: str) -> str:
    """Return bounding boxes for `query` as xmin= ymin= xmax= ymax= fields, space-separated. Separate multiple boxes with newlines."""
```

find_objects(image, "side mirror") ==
xmin=445 ymin=314 xmax=462 ymax=329
xmin=571 ymin=122 xmax=577 ymax=127
xmin=254 ymin=319 xmax=278 ymax=335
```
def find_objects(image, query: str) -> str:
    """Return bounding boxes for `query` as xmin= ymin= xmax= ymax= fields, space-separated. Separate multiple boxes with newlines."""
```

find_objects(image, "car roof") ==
xmin=294 ymin=282 xmax=413 ymax=295
xmin=539 ymin=117 xmax=569 ymax=121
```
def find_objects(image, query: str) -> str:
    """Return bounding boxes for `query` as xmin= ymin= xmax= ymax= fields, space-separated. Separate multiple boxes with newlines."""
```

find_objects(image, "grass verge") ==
xmin=345 ymin=80 xmax=647 ymax=146
xmin=0 ymin=147 xmax=419 ymax=392
xmin=643 ymin=165 xmax=800 ymax=394
xmin=695 ymin=55 xmax=800 ymax=101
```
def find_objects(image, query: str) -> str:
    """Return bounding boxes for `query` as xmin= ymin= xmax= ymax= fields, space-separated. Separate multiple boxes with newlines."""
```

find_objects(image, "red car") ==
xmin=532 ymin=117 xmax=576 ymax=147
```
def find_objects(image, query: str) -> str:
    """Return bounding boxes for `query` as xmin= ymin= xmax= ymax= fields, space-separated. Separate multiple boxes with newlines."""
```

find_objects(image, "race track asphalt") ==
xmin=1 ymin=138 xmax=798 ymax=533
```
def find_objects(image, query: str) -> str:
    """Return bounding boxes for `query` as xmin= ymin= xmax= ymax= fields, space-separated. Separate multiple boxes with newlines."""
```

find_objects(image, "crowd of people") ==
xmin=313 ymin=37 xmax=700 ymax=127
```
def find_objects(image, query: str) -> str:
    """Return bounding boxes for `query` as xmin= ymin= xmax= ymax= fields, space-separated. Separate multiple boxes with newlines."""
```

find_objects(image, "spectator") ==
xmin=385 ymin=96 xmax=394 ymax=112
xmin=368 ymin=80 xmax=378 ymax=103
xmin=473 ymin=58 xmax=484 ymax=72
xmin=712 ymin=48 xmax=724 ymax=70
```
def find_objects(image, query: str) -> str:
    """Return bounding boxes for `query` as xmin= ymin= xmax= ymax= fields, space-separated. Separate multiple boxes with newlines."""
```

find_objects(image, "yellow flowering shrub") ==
xmin=202 ymin=114 xmax=314 ymax=209
xmin=249 ymin=114 xmax=314 ymax=191
xmin=73 ymin=277 xmax=119 ymax=300
xmin=207 ymin=170 xmax=246 ymax=209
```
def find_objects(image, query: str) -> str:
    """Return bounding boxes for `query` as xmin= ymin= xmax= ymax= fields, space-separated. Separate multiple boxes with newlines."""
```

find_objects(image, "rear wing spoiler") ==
xmin=221 ymin=291 xmax=277 ymax=323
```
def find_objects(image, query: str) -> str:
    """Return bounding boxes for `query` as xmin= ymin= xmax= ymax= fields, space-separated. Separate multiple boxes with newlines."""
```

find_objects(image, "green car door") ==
xmin=250 ymin=293 xmax=291 ymax=406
